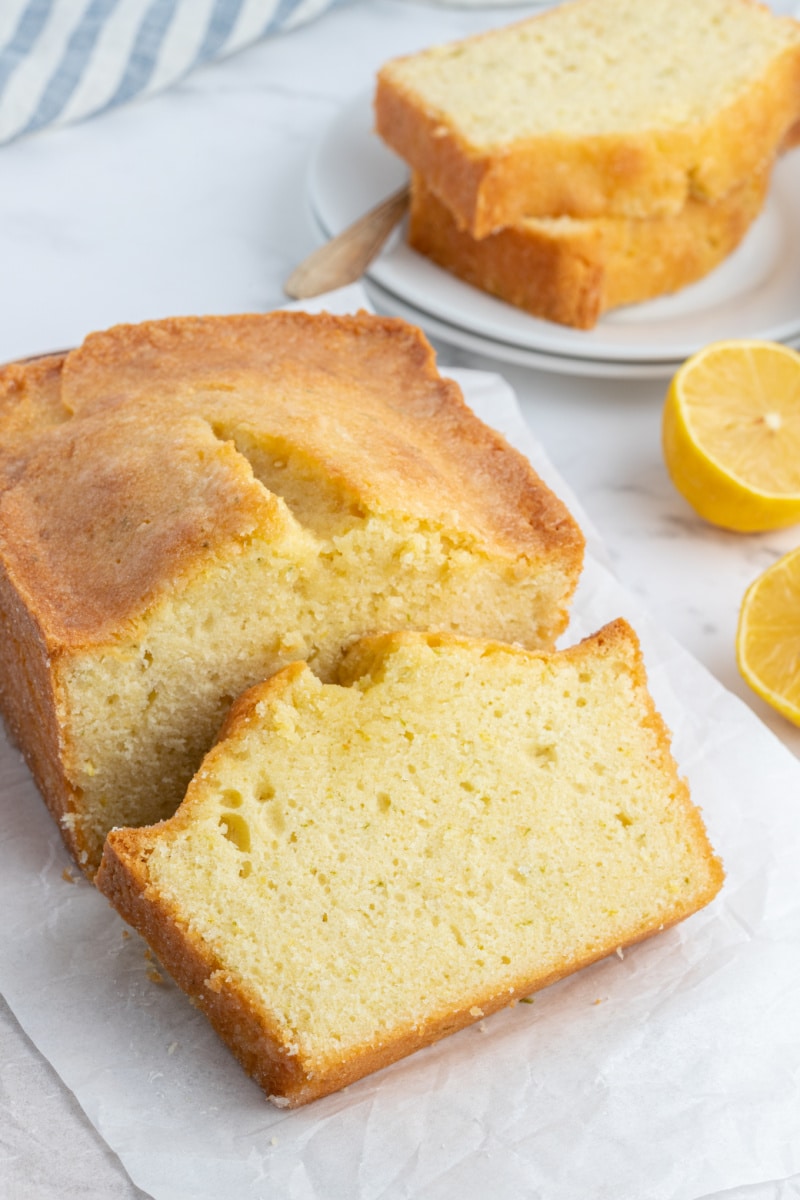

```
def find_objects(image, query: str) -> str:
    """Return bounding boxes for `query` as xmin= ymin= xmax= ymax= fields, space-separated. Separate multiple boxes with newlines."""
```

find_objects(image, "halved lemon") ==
xmin=663 ymin=340 xmax=800 ymax=532
xmin=737 ymin=546 xmax=800 ymax=726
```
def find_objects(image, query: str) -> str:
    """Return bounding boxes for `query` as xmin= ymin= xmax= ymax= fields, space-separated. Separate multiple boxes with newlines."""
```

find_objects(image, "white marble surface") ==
xmin=1 ymin=3 xmax=800 ymax=1197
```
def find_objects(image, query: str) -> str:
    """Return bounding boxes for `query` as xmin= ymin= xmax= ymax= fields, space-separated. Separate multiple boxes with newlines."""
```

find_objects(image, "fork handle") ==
xmin=284 ymin=184 xmax=410 ymax=300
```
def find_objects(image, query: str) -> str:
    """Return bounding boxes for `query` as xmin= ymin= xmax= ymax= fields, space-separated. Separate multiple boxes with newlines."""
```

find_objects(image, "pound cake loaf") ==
xmin=96 ymin=621 xmax=724 ymax=1108
xmin=375 ymin=0 xmax=800 ymax=235
xmin=409 ymin=168 xmax=771 ymax=329
xmin=0 ymin=311 xmax=583 ymax=875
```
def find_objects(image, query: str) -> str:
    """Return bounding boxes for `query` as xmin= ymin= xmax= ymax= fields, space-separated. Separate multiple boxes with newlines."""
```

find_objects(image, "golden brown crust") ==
xmin=0 ymin=354 xmax=90 ymax=861
xmin=375 ymin=0 xmax=800 ymax=235
xmin=0 ymin=312 xmax=583 ymax=648
xmin=0 ymin=408 xmax=274 ymax=647
xmin=409 ymin=175 xmax=603 ymax=329
xmin=408 ymin=170 xmax=770 ymax=328
xmin=0 ymin=355 xmax=70 ymax=474
xmin=0 ymin=560 xmax=82 ymax=860
xmin=782 ymin=116 xmax=800 ymax=150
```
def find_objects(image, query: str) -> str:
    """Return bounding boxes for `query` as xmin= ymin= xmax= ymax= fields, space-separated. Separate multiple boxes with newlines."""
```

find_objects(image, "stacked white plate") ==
xmin=308 ymin=92 xmax=800 ymax=379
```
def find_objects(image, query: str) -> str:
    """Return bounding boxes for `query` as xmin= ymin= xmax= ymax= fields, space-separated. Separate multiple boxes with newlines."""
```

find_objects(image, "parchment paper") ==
xmin=1 ymin=286 xmax=799 ymax=1200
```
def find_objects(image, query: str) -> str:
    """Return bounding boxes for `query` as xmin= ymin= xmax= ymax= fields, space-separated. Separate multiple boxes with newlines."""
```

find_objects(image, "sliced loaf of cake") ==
xmin=0 ymin=312 xmax=583 ymax=874
xmin=96 ymin=622 xmax=724 ymax=1107
xmin=376 ymin=0 xmax=800 ymax=235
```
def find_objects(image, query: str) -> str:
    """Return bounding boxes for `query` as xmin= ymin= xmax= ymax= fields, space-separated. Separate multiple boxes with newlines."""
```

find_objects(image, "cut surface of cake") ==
xmin=375 ymin=0 xmax=800 ymax=234
xmin=409 ymin=168 xmax=770 ymax=329
xmin=96 ymin=621 xmax=724 ymax=1108
xmin=0 ymin=311 xmax=583 ymax=873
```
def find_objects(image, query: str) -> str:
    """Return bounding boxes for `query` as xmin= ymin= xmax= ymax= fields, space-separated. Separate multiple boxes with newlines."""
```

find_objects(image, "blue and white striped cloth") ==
xmin=0 ymin=0 xmax=344 ymax=145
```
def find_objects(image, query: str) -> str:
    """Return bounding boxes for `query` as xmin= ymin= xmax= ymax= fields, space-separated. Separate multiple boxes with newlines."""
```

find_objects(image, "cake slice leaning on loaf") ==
xmin=0 ymin=312 xmax=583 ymax=875
xmin=96 ymin=621 xmax=724 ymax=1108
xmin=409 ymin=168 xmax=770 ymax=329
xmin=375 ymin=0 xmax=800 ymax=234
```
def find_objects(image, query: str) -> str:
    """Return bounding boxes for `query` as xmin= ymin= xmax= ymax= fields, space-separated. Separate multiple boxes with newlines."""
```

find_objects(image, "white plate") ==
xmin=309 ymin=90 xmax=800 ymax=365
xmin=365 ymin=275 xmax=686 ymax=380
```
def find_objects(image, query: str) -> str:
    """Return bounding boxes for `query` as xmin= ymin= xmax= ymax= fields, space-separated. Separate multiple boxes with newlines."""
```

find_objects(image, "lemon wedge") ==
xmin=662 ymin=340 xmax=800 ymax=532
xmin=737 ymin=546 xmax=800 ymax=726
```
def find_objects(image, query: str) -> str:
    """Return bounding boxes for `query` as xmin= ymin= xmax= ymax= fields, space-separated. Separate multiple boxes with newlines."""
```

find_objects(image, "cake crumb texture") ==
xmin=0 ymin=311 xmax=583 ymax=873
xmin=96 ymin=621 xmax=724 ymax=1107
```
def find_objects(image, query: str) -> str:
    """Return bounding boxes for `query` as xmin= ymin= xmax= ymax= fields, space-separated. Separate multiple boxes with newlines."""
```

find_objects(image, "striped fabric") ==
xmin=0 ymin=0 xmax=344 ymax=144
